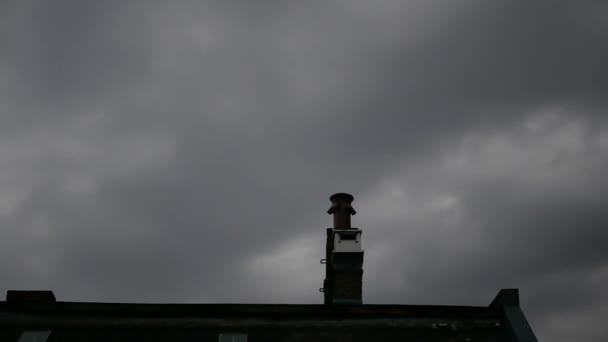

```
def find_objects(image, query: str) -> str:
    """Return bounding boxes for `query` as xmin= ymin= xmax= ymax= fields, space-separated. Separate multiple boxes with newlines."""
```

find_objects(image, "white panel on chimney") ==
xmin=334 ymin=230 xmax=362 ymax=252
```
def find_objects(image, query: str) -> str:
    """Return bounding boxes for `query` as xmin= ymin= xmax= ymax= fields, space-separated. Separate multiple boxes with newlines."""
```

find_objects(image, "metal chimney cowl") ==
xmin=327 ymin=193 xmax=356 ymax=229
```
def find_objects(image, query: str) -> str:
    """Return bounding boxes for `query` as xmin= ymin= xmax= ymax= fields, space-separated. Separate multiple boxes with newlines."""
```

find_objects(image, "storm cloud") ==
xmin=1 ymin=1 xmax=607 ymax=341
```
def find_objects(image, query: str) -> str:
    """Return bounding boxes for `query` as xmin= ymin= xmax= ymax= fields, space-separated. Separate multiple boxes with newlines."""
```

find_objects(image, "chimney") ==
xmin=322 ymin=193 xmax=364 ymax=305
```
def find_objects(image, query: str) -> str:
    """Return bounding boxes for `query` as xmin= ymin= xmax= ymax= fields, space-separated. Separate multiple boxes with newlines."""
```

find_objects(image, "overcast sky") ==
xmin=1 ymin=1 xmax=607 ymax=341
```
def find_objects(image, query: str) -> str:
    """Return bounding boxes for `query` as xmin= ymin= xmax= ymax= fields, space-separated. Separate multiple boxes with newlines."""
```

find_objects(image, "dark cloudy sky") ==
xmin=1 ymin=1 xmax=607 ymax=341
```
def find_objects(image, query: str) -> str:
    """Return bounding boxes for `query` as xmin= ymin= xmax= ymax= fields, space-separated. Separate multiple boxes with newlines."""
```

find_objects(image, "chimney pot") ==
xmin=328 ymin=193 xmax=356 ymax=229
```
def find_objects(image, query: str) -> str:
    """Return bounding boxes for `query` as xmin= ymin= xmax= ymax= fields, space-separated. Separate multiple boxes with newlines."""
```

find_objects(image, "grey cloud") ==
xmin=354 ymin=115 xmax=608 ymax=341
xmin=1 ymin=1 xmax=607 ymax=341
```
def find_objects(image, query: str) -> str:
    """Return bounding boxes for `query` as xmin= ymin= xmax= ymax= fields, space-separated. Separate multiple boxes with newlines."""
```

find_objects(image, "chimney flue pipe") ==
xmin=327 ymin=193 xmax=356 ymax=229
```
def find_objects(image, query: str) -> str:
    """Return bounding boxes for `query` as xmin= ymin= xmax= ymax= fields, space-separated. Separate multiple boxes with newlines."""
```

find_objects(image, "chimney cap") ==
xmin=329 ymin=193 xmax=354 ymax=203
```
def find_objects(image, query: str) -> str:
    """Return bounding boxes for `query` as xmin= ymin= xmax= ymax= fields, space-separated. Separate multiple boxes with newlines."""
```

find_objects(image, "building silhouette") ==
xmin=0 ymin=193 xmax=537 ymax=342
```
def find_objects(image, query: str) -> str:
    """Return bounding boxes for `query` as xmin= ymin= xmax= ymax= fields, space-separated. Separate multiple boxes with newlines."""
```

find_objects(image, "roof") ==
xmin=0 ymin=289 xmax=537 ymax=342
